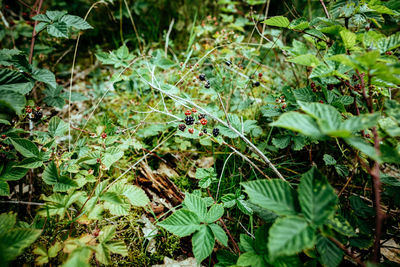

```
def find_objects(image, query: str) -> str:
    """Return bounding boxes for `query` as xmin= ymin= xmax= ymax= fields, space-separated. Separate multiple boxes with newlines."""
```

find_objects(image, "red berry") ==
xmin=192 ymin=107 xmax=197 ymax=113
xmin=282 ymin=103 xmax=287 ymax=109
xmin=199 ymin=132 xmax=204 ymax=137
xmin=96 ymin=158 xmax=101 ymax=163
xmin=26 ymin=108 xmax=32 ymax=113
xmin=188 ymin=128 xmax=194 ymax=134
xmin=313 ymin=88 xmax=317 ymax=93
xmin=310 ymin=82 xmax=316 ymax=88
xmin=366 ymin=134 xmax=371 ymax=138
xmin=101 ymin=132 xmax=107 ymax=139
xmin=200 ymin=118 xmax=208 ymax=125
xmin=258 ymin=73 xmax=263 ymax=78
xmin=385 ymin=51 xmax=393 ymax=55
xmin=36 ymin=106 xmax=41 ymax=111
xmin=1 ymin=135 xmax=6 ymax=139
xmin=185 ymin=110 xmax=191 ymax=116
xmin=319 ymin=100 xmax=324 ymax=103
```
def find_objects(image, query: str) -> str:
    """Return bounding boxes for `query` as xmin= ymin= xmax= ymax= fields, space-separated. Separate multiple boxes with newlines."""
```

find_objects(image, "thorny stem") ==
xmin=319 ymin=0 xmax=330 ymax=19
xmin=356 ymin=70 xmax=383 ymax=262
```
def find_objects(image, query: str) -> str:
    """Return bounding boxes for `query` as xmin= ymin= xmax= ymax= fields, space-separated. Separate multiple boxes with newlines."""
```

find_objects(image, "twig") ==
xmin=219 ymin=218 xmax=240 ymax=254
xmin=0 ymin=11 xmax=9 ymax=28
xmin=123 ymin=0 xmax=143 ymax=53
xmin=218 ymin=93 xmax=230 ymax=126
xmin=319 ymin=0 xmax=330 ymax=19
xmin=28 ymin=0 xmax=44 ymax=64
xmin=0 ymin=200 xmax=44 ymax=206
xmin=327 ymin=236 xmax=365 ymax=267
xmin=165 ymin=18 xmax=175 ymax=57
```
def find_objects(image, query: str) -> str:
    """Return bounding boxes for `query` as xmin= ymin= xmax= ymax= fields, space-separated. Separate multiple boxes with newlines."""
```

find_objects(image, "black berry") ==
xmin=31 ymin=111 xmax=43 ymax=122
xmin=253 ymin=81 xmax=260 ymax=87
xmin=185 ymin=116 xmax=195 ymax=125
xmin=178 ymin=124 xmax=186 ymax=131
xmin=212 ymin=128 xmax=220 ymax=137
xmin=203 ymin=128 xmax=207 ymax=134
xmin=199 ymin=74 xmax=206 ymax=81
xmin=198 ymin=113 xmax=206 ymax=120
xmin=205 ymin=81 xmax=211 ymax=89
xmin=225 ymin=60 xmax=232 ymax=66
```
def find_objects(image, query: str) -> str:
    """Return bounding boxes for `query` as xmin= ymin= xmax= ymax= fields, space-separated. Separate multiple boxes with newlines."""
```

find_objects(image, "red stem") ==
xmin=28 ymin=0 xmax=44 ymax=64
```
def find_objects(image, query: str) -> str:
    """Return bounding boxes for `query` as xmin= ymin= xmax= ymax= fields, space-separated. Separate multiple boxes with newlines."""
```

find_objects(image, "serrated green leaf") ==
xmin=205 ymin=204 xmax=224 ymax=223
xmin=298 ymin=167 xmax=338 ymax=226
xmin=270 ymin=112 xmax=324 ymax=138
xmin=340 ymin=30 xmax=356 ymax=49
xmin=268 ymin=216 xmax=315 ymax=258
xmin=184 ymin=193 xmax=207 ymax=221
xmin=158 ymin=209 xmax=200 ymax=237
xmin=209 ymin=223 xmax=228 ymax=247
xmin=262 ymin=16 xmax=290 ymax=28
xmin=287 ymin=54 xmax=320 ymax=67
xmin=49 ymin=116 xmax=68 ymax=137
xmin=323 ymin=154 xmax=336 ymax=165
xmin=316 ymin=235 xmax=343 ymax=267
xmin=60 ymin=15 xmax=93 ymax=30
xmin=0 ymin=89 xmax=26 ymax=115
xmin=10 ymin=138 xmax=39 ymax=158
xmin=42 ymin=161 xmax=78 ymax=192
xmin=123 ymin=185 xmax=149 ymax=207
xmin=192 ymin=225 xmax=215 ymax=263
xmin=242 ymin=179 xmax=297 ymax=216
xmin=47 ymin=22 xmax=68 ymax=38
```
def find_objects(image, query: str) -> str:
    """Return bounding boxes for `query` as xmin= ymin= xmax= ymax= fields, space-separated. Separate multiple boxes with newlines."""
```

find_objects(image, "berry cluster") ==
xmin=25 ymin=106 xmax=43 ymax=122
xmin=178 ymin=108 xmax=219 ymax=137
xmin=199 ymin=73 xmax=211 ymax=89
xmin=276 ymin=96 xmax=287 ymax=109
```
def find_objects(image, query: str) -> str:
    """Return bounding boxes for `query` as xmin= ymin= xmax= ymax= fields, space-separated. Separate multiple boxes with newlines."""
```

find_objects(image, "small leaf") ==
xmin=123 ymin=185 xmax=149 ymax=207
xmin=47 ymin=22 xmax=68 ymax=38
xmin=287 ymin=54 xmax=320 ymax=67
xmin=316 ymin=235 xmax=343 ymax=267
xmin=48 ymin=116 xmax=68 ymax=137
xmin=184 ymin=193 xmax=207 ymax=221
xmin=323 ymin=154 xmax=337 ymax=165
xmin=60 ymin=15 xmax=93 ymax=30
xmin=340 ymin=30 xmax=356 ymax=49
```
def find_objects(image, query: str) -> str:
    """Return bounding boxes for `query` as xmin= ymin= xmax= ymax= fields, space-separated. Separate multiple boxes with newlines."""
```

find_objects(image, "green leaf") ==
xmin=323 ymin=154 xmax=336 ymax=165
xmin=42 ymin=161 xmax=78 ymax=192
xmin=192 ymin=225 xmax=215 ymax=263
xmin=123 ymin=185 xmax=149 ymax=207
xmin=287 ymin=54 xmax=320 ymax=67
xmin=184 ymin=193 xmax=207 ymax=221
xmin=0 ymin=68 xmax=33 ymax=95
xmin=237 ymin=251 xmax=266 ymax=267
xmin=270 ymin=112 xmax=324 ymax=138
xmin=205 ymin=204 xmax=224 ymax=223
xmin=268 ymin=216 xmax=316 ymax=258
xmin=340 ymin=30 xmax=356 ymax=49
xmin=242 ymin=179 xmax=297 ymax=216
xmin=44 ymin=85 xmax=65 ymax=108
xmin=298 ymin=167 xmax=338 ymax=226
xmin=0 ymin=163 xmax=28 ymax=181
xmin=10 ymin=138 xmax=40 ymax=158
xmin=0 ymin=181 xmax=9 ymax=196
xmin=262 ymin=16 xmax=290 ymax=28
xmin=209 ymin=223 xmax=228 ymax=246
xmin=316 ymin=235 xmax=343 ymax=267
xmin=344 ymin=137 xmax=379 ymax=161
xmin=31 ymin=68 xmax=57 ymax=89
xmin=46 ymin=10 xmax=67 ymax=21
xmin=49 ymin=116 xmax=68 ymax=137
xmin=32 ymin=14 xmax=51 ymax=22
xmin=195 ymin=168 xmax=217 ymax=188
xmin=47 ymin=22 xmax=68 ymax=38
xmin=158 ymin=209 xmax=200 ymax=237
xmin=327 ymin=216 xmax=356 ymax=237
xmin=0 ymin=90 xmax=26 ymax=115
xmin=60 ymin=15 xmax=93 ymax=30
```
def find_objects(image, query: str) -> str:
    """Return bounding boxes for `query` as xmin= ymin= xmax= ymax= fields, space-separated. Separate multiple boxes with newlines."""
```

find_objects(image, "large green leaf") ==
xmin=205 ymin=204 xmax=224 ymax=223
xmin=48 ymin=116 xmax=69 ymax=137
xmin=268 ymin=216 xmax=316 ymax=258
xmin=298 ymin=167 xmax=338 ymax=226
xmin=316 ymin=235 xmax=343 ymax=267
xmin=237 ymin=252 xmax=267 ymax=267
xmin=0 ymin=89 xmax=26 ymax=115
xmin=60 ymin=15 xmax=93 ymax=30
xmin=0 ymin=68 xmax=33 ymax=95
xmin=242 ymin=179 xmax=297 ymax=216
xmin=262 ymin=16 xmax=290 ymax=28
xmin=287 ymin=54 xmax=320 ymax=67
xmin=10 ymin=138 xmax=40 ymax=158
xmin=158 ymin=209 xmax=200 ymax=237
xmin=209 ymin=223 xmax=228 ymax=247
xmin=42 ymin=161 xmax=78 ymax=192
xmin=270 ymin=112 xmax=324 ymax=138
xmin=122 ymin=185 xmax=149 ymax=207
xmin=192 ymin=225 xmax=215 ymax=263
xmin=31 ymin=68 xmax=57 ymax=89
xmin=184 ymin=193 xmax=207 ymax=221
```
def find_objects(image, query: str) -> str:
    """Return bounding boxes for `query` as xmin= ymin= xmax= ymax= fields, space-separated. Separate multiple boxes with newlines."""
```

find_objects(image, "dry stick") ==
xmin=123 ymin=0 xmax=143 ymax=53
xmin=357 ymin=70 xmax=383 ymax=262
xmin=319 ymin=0 xmax=330 ymax=19
xmin=328 ymin=236 xmax=365 ymax=267
xmin=28 ymin=0 xmax=43 ymax=64
xmin=138 ymin=75 xmax=286 ymax=181
xmin=165 ymin=18 xmax=175 ymax=57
